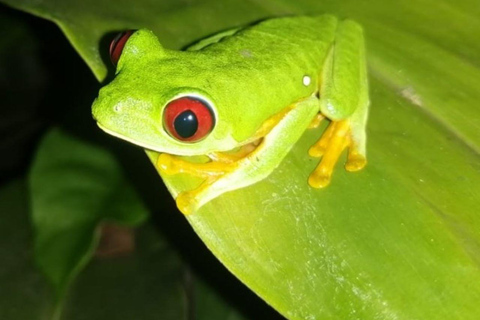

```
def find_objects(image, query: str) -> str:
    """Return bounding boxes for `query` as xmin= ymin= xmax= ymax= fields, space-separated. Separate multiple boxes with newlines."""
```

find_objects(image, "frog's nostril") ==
xmin=114 ymin=104 xmax=122 ymax=113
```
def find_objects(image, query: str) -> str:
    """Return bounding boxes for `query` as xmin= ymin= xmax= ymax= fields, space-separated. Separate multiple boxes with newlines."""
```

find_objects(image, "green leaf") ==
xmin=4 ymin=0 xmax=480 ymax=319
xmin=29 ymin=128 xmax=148 ymax=301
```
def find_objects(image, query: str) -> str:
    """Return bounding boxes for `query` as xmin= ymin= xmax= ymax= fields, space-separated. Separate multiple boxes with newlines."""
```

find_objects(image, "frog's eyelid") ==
xmin=109 ymin=30 xmax=135 ymax=66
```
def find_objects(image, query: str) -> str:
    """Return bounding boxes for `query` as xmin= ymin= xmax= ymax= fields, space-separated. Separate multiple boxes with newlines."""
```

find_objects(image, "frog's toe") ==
xmin=176 ymin=191 xmax=198 ymax=215
xmin=308 ymin=170 xmax=332 ymax=188
xmin=308 ymin=145 xmax=325 ymax=158
xmin=345 ymin=152 xmax=367 ymax=172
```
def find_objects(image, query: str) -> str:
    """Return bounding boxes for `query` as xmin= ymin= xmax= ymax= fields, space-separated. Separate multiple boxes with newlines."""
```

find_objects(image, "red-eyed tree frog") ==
xmin=92 ymin=15 xmax=369 ymax=215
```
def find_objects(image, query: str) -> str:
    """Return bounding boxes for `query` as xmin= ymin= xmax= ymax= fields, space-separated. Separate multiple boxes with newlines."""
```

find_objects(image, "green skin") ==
xmin=92 ymin=15 xmax=369 ymax=214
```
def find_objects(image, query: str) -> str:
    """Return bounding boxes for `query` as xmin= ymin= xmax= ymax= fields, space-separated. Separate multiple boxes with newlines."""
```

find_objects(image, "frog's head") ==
xmin=92 ymin=29 xmax=238 ymax=156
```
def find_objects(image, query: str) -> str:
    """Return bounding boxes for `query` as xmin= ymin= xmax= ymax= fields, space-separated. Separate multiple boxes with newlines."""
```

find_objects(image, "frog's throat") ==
xmin=96 ymin=122 xmax=155 ymax=149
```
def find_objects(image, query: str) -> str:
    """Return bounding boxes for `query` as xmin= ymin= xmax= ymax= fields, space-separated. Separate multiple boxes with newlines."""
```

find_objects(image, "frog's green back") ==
xmin=184 ymin=15 xmax=338 ymax=142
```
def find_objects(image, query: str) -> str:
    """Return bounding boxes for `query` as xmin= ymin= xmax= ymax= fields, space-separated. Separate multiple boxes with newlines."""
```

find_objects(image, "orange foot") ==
xmin=308 ymin=119 xmax=366 ymax=188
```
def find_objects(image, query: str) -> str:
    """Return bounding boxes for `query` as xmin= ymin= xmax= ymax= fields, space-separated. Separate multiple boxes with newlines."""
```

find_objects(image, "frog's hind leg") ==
xmin=308 ymin=19 xmax=369 ymax=188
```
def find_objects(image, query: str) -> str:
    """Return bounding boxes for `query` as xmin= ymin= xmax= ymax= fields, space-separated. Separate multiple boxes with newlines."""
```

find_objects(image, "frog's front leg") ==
xmin=172 ymin=97 xmax=320 ymax=215
xmin=156 ymin=137 xmax=260 ymax=179
xmin=157 ymin=153 xmax=236 ymax=179
xmin=308 ymin=19 xmax=369 ymax=188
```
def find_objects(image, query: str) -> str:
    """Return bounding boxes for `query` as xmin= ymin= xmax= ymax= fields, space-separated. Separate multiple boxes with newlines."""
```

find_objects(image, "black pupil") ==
xmin=174 ymin=110 xmax=198 ymax=138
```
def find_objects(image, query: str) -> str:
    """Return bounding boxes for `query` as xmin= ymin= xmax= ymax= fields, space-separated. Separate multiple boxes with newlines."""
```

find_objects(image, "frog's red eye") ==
xmin=109 ymin=30 xmax=134 ymax=66
xmin=163 ymin=97 xmax=215 ymax=142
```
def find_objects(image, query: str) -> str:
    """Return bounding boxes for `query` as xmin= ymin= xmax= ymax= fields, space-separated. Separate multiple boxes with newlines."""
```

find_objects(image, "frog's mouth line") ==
xmin=96 ymin=121 xmax=251 ymax=156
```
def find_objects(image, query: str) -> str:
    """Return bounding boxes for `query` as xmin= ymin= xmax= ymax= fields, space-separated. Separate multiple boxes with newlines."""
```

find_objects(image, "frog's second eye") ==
xmin=163 ymin=97 xmax=215 ymax=142
xmin=109 ymin=30 xmax=134 ymax=65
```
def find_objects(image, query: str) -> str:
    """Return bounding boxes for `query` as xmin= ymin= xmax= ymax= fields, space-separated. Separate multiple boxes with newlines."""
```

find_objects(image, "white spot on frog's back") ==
xmin=239 ymin=49 xmax=253 ymax=58
xmin=303 ymin=75 xmax=311 ymax=86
